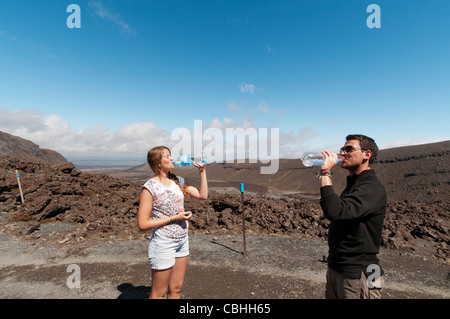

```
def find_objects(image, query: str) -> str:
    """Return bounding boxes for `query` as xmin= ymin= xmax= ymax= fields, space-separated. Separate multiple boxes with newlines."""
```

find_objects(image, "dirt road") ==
xmin=0 ymin=227 xmax=448 ymax=300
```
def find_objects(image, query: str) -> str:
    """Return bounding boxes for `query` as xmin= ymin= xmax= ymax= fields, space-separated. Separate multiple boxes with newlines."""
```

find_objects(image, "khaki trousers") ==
xmin=325 ymin=267 xmax=383 ymax=299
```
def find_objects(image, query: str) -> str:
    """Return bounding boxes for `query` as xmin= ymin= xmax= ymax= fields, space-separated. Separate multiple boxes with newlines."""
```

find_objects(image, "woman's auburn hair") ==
xmin=147 ymin=146 xmax=190 ymax=196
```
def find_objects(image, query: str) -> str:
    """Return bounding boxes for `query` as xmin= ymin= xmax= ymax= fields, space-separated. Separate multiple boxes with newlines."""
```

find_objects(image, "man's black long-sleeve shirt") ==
xmin=320 ymin=169 xmax=387 ymax=279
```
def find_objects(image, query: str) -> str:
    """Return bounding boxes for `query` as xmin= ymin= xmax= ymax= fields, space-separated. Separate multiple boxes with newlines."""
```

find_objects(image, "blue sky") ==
xmin=0 ymin=0 xmax=449 ymax=163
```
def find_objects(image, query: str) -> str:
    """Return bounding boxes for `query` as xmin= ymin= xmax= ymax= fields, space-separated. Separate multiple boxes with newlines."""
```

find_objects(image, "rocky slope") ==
xmin=0 ymin=153 xmax=448 ymax=262
xmin=0 ymin=131 xmax=67 ymax=164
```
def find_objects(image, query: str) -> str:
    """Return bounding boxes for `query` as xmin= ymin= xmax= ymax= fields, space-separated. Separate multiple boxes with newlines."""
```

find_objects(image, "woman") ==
xmin=137 ymin=146 xmax=208 ymax=299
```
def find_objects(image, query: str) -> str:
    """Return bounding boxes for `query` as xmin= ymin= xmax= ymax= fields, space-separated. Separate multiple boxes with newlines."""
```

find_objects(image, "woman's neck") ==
xmin=155 ymin=171 xmax=171 ymax=184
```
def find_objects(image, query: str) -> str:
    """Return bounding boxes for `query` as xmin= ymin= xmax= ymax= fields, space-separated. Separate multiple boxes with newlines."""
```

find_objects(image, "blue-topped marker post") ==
xmin=240 ymin=183 xmax=246 ymax=256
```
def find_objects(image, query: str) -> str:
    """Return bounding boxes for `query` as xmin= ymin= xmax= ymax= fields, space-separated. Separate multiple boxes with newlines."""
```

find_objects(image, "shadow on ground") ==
xmin=117 ymin=283 xmax=151 ymax=299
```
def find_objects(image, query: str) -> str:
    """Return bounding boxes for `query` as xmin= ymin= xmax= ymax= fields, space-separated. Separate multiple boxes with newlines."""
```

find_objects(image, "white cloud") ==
xmin=208 ymin=118 xmax=223 ymax=128
xmin=0 ymin=109 xmax=332 ymax=161
xmin=88 ymin=1 xmax=136 ymax=35
xmin=278 ymin=127 xmax=320 ymax=158
xmin=239 ymin=82 xmax=257 ymax=94
xmin=206 ymin=117 xmax=254 ymax=130
xmin=0 ymin=109 xmax=47 ymax=133
xmin=257 ymin=103 xmax=270 ymax=113
xmin=226 ymin=101 xmax=242 ymax=113
xmin=227 ymin=101 xmax=283 ymax=119
xmin=257 ymin=102 xmax=283 ymax=115
xmin=203 ymin=118 xmax=319 ymax=159
xmin=0 ymin=108 xmax=171 ymax=158
xmin=279 ymin=127 xmax=318 ymax=146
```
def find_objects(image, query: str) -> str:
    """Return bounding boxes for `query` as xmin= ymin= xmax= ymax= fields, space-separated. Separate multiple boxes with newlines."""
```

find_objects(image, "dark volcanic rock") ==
xmin=0 ymin=152 xmax=448 ymax=262
xmin=0 ymin=155 xmax=141 ymax=241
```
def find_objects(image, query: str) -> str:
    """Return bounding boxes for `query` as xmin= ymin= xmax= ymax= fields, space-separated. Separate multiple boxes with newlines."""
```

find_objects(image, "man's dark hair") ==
xmin=346 ymin=134 xmax=379 ymax=164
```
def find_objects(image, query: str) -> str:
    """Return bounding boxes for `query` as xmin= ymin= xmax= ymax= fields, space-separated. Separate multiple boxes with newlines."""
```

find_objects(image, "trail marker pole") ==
xmin=15 ymin=170 xmax=24 ymax=204
xmin=240 ymin=183 xmax=246 ymax=256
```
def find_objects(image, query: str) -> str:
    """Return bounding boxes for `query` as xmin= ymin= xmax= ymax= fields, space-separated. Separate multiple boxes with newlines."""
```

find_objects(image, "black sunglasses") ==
xmin=340 ymin=145 xmax=366 ymax=153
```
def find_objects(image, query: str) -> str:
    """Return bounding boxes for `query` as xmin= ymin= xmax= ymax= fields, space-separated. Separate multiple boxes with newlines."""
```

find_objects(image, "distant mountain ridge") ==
xmin=0 ymin=131 xmax=67 ymax=164
xmin=104 ymin=140 xmax=450 ymax=204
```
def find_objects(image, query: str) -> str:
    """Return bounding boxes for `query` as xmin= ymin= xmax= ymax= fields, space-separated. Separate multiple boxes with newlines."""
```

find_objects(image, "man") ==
xmin=319 ymin=134 xmax=387 ymax=299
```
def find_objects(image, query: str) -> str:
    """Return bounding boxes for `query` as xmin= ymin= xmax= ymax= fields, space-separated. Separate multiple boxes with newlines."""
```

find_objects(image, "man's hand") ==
xmin=321 ymin=151 xmax=339 ymax=171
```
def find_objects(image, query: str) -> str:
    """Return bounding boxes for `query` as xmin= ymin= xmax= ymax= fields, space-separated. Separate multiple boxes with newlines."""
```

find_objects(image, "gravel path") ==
xmin=0 ymin=227 xmax=448 ymax=299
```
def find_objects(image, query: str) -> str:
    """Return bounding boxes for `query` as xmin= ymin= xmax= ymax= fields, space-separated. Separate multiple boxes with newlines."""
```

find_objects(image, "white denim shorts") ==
xmin=148 ymin=233 xmax=189 ymax=270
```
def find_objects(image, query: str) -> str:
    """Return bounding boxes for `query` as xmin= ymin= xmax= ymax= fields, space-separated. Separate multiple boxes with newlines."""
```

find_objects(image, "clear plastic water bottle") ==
xmin=190 ymin=154 xmax=208 ymax=167
xmin=301 ymin=152 xmax=342 ymax=167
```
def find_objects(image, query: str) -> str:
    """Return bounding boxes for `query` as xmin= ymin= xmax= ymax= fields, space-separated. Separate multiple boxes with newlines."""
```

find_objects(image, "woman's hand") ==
xmin=192 ymin=162 xmax=206 ymax=171
xmin=172 ymin=211 xmax=192 ymax=221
